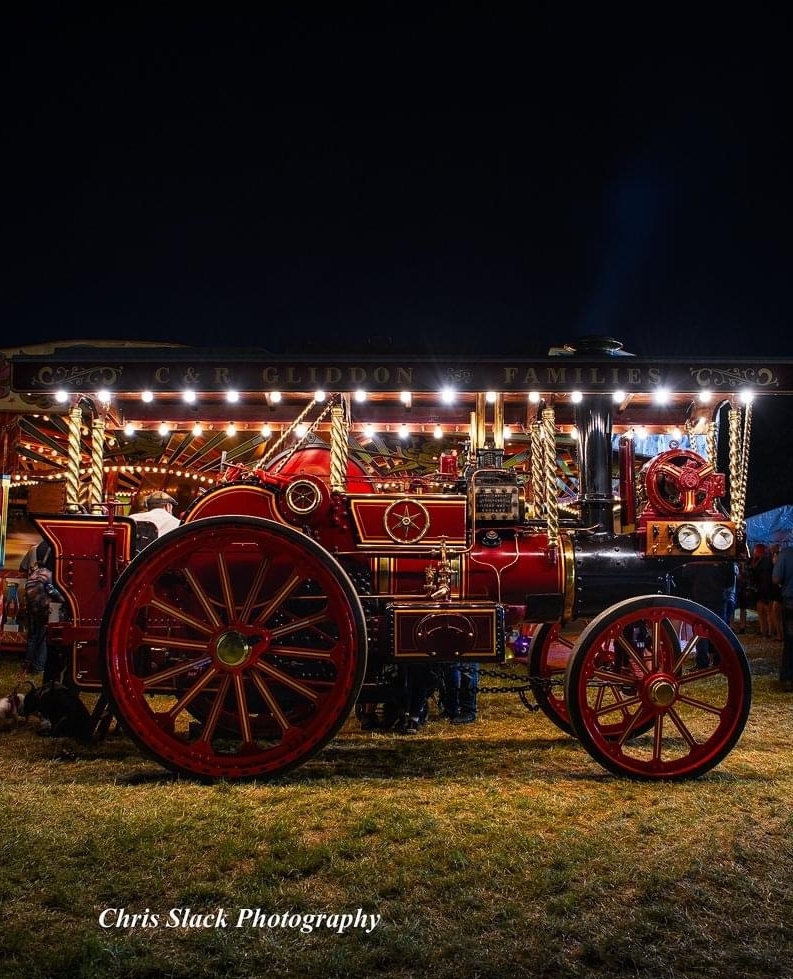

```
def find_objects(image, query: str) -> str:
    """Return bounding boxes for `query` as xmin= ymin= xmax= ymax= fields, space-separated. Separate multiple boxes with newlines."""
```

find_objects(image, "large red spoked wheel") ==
xmin=565 ymin=596 xmax=751 ymax=780
xmin=99 ymin=516 xmax=367 ymax=781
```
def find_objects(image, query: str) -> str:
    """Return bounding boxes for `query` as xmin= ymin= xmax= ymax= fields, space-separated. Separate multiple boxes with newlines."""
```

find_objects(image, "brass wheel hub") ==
xmin=647 ymin=677 xmax=677 ymax=707
xmin=216 ymin=631 xmax=253 ymax=668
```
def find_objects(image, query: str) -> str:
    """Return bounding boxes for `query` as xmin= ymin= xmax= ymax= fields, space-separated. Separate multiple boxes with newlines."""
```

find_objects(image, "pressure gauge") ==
xmin=676 ymin=523 xmax=702 ymax=552
xmin=708 ymin=524 xmax=735 ymax=552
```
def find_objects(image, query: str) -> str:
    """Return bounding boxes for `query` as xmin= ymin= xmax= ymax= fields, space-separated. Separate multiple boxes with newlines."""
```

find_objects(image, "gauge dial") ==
xmin=708 ymin=524 xmax=735 ymax=552
xmin=676 ymin=523 xmax=702 ymax=552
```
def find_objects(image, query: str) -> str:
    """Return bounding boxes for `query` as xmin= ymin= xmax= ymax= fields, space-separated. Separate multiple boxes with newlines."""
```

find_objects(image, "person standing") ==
xmin=751 ymin=544 xmax=775 ymax=638
xmin=722 ymin=561 xmax=740 ymax=629
xmin=442 ymin=662 xmax=479 ymax=724
xmin=129 ymin=491 xmax=181 ymax=536
xmin=769 ymin=546 xmax=784 ymax=641
xmin=771 ymin=546 xmax=793 ymax=692
xmin=20 ymin=541 xmax=56 ymax=674
xmin=733 ymin=557 xmax=749 ymax=633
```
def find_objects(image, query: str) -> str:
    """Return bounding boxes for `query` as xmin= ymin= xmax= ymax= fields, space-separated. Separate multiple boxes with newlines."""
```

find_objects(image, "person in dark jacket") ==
xmin=750 ymin=543 xmax=776 ymax=637
xmin=680 ymin=561 xmax=736 ymax=668
xmin=772 ymin=546 xmax=793 ymax=691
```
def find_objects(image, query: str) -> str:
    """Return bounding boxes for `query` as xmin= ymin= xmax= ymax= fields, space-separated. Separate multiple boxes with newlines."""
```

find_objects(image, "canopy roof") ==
xmin=1 ymin=338 xmax=791 ymax=504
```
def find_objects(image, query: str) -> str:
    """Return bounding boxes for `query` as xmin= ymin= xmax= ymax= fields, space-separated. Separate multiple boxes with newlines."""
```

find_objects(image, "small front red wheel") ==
xmin=565 ymin=596 xmax=751 ymax=780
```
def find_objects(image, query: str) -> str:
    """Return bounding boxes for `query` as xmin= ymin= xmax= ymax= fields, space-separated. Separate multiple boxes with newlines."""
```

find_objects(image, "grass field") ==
xmin=0 ymin=633 xmax=790 ymax=979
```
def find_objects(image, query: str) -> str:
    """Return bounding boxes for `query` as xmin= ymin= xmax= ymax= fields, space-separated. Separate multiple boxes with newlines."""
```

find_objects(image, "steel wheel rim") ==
xmin=527 ymin=622 xmax=577 ymax=736
xmin=565 ymin=596 xmax=751 ymax=780
xmin=100 ymin=516 xmax=366 ymax=780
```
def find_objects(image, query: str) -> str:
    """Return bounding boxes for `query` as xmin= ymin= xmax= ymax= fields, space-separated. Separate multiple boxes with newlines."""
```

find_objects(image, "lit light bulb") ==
xmin=653 ymin=387 xmax=671 ymax=405
xmin=141 ymin=390 xmax=154 ymax=403
xmin=269 ymin=390 xmax=282 ymax=403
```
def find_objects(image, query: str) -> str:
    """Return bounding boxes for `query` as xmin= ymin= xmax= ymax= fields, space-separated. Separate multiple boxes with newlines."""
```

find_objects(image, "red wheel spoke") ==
xmin=665 ymin=707 xmax=699 ymax=748
xmin=182 ymin=567 xmax=223 ymax=628
xmin=615 ymin=635 xmax=649 ymax=676
xmin=231 ymin=674 xmax=253 ymax=744
xmin=270 ymin=644 xmax=332 ymax=660
xmin=679 ymin=665 xmax=721 ymax=683
xmin=249 ymin=671 xmax=292 ymax=732
xmin=592 ymin=667 xmax=632 ymax=685
xmin=166 ymin=665 xmax=220 ymax=719
xmin=651 ymin=620 xmax=665 ymax=670
xmin=217 ymin=552 xmax=236 ymax=622
xmin=675 ymin=692 xmax=725 ymax=716
xmin=617 ymin=706 xmax=654 ymax=745
xmin=673 ymin=633 xmax=698 ymax=673
xmin=652 ymin=715 xmax=664 ymax=763
xmin=592 ymin=689 xmax=642 ymax=717
xmin=269 ymin=608 xmax=333 ymax=640
xmin=255 ymin=572 xmax=303 ymax=624
xmin=142 ymin=656 xmax=212 ymax=688
xmin=138 ymin=635 xmax=211 ymax=655
xmin=197 ymin=674 xmax=232 ymax=743
xmin=239 ymin=557 xmax=271 ymax=623
xmin=255 ymin=661 xmax=319 ymax=701
xmin=150 ymin=597 xmax=215 ymax=635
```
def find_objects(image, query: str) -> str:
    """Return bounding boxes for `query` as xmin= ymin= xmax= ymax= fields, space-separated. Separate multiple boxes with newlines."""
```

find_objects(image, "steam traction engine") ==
xmin=30 ymin=347 xmax=753 ymax=782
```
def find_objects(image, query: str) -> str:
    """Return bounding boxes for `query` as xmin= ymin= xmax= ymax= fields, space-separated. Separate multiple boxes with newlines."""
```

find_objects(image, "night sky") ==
xmin=6 ymin=7 xmax=791 ymax=359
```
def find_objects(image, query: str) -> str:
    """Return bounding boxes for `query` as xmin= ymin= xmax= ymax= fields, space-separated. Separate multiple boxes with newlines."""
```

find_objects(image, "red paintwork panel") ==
xmin=463 ymin=533 xmax=565 ymax=605
xmin=349 ymin=494 xmax=467 ymax=547
xmin=184 ymin=484 xmax=280 ymax=524
xmin=32 ymin=515 xmax=134 ymax=628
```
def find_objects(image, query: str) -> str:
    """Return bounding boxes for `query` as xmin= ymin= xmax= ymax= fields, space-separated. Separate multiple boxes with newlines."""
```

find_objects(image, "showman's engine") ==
xmin=32 ymin=339 xmax=753 ymax=783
